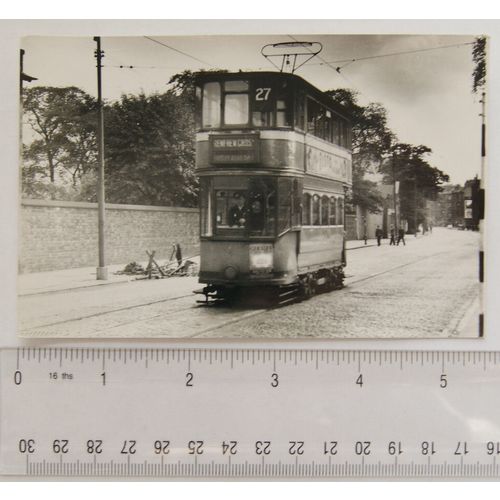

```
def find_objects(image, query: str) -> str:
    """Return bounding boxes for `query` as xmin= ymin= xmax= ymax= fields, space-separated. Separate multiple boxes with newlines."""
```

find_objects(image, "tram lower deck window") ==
xmin=210 ymin=176 xmax=277 ymax=237
xmin=301 ymin=191 xmax=344 ymax=226
xmin=277 ymin=177 xmax=301 ymax=234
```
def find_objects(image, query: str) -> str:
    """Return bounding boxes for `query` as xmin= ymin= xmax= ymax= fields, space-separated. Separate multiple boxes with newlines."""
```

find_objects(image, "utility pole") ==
xmin=20 ymin=49 xmax=37 ymax=187
xmin=342 ymin=185 xmax=348 ymax=266
xmin=392 ymin=153 xmax=398 ymax=231
xmin=414 ymin=177 xmax=418 ymax=236
xmin=479 ymin=91 xmax=486 ymax=276
xmin=480 ymin=91 xmax=486 ymax=181
xmin=94 ymin=36 xmax=107 ymax=280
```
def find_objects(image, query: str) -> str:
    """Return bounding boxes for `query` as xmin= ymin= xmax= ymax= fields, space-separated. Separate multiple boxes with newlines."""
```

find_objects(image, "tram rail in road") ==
xmin=18 ymin=229 xmax=479 ymax=339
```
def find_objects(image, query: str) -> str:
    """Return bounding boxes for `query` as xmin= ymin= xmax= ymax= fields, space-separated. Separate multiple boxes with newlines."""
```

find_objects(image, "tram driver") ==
xmin=248 ymin=197 xmax=265 ymax=232
xmin=229 ymin=193 xmax=247 ymax=228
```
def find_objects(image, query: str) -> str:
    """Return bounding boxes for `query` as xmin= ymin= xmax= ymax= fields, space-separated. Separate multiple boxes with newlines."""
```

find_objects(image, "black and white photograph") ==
xmin=17 ymin=33 xmax=485 ymax=339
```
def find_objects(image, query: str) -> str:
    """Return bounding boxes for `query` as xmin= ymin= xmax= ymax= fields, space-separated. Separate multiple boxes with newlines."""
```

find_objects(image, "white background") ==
xmin=1 ymin=13 xmax=500 ymax=496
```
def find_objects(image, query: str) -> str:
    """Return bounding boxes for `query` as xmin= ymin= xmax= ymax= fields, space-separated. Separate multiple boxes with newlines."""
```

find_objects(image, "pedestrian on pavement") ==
xmin=397 ymin=227 xmax=406 ymax=246
xmin=363 ymin=217 xmax=368 ymax=245
xmin=375 ymin=225 xmax=383 ymax=246
xmin=170 ymin=243 xmax=183 ymax=267
xmin=389 ymin=225 xmax=396 ymax=246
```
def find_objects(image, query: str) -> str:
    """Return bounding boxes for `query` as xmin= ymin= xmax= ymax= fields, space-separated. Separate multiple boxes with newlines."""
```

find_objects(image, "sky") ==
xmin=21 ymin=34 xmax=483 ymax=185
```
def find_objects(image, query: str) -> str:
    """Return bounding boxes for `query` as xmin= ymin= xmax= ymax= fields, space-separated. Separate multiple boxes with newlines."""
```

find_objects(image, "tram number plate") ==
xmin=249 ymin=243 xmax=273 ymax=274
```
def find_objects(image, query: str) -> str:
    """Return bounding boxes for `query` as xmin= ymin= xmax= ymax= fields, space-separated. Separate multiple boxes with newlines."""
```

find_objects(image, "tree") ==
xmin=381 ymin=143 xmax=449 ymax=232
xmin=472 ymin=36 xmax=486 ymax=94
xmin=326 ymin=89 xmax=395 ymax=213
xmin=103 ymin=90 xmax=197 ymax=207
xmin=22 ymin=86 xmax=98 ymax=199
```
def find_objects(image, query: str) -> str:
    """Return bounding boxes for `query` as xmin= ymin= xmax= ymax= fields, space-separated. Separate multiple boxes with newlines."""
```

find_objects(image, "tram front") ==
xmin=194 ymin=72 xmax=303 ymax=302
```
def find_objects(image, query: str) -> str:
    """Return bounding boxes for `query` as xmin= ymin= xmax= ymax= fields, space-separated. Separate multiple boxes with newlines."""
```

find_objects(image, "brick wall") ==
xmin=19 ymin=199 xmax=200 ymax=273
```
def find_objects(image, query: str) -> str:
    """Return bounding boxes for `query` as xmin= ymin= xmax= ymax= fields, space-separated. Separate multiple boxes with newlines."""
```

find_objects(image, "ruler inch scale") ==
xmin=1 ymin=347 xmax=500 ymax=479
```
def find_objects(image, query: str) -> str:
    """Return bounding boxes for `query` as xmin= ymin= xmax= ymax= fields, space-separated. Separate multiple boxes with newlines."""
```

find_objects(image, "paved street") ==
xmin=18 ymin=228 xmax=480 ymax=339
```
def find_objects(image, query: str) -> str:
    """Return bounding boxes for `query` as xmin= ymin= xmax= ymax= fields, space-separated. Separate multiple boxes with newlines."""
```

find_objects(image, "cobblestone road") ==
xmin=19 ymin=228 xmax=480 ymax=339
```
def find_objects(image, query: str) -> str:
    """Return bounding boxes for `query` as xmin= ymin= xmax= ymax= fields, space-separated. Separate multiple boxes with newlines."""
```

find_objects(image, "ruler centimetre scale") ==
xmin=1 ymin=348 xmax=500 ymax=479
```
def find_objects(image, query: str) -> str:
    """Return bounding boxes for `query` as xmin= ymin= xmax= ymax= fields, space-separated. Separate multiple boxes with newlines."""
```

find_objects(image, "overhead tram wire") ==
xmin=104 ymin=65 xmax=188 ymax=70
xmin=287 ymin=37 xmax=474 ymax=104
xmin=143 ymin=36 xmax=214 ymax=68
xmin=305 ymin=41 xmax=475 ymax=68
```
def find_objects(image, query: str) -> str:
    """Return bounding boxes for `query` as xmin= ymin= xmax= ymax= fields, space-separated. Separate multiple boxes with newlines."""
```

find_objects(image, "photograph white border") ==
xmin=0 ymin=19 xmax=499 ymax=351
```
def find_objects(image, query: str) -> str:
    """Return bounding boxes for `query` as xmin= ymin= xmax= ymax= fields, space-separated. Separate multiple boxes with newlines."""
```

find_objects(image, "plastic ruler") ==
xmin=1 ymin=348 xmax=500 ymax=479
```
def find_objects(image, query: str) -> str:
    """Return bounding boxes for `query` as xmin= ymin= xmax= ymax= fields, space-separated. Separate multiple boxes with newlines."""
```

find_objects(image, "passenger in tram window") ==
xmin=229 ymin=193 xmax=247 ymax=228
xmin=248 ymin=197 xmax=265 ymax=233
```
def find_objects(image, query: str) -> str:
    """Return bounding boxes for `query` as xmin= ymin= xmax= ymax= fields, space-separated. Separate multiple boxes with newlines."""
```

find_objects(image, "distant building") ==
xmin=434 ymin=177 xmax=480 ymax=230
xmin=463 ymin=176 xmax=481 ymax=230
xmin=346 ymin=184 xmax=399 ymax=240
xmin=435 ymin=184 xmax=464 ymax=227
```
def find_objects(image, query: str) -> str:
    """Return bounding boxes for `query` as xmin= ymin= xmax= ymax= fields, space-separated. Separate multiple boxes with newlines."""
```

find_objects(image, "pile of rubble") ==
xmin=116 ymin=255 xmax=200 ymax=279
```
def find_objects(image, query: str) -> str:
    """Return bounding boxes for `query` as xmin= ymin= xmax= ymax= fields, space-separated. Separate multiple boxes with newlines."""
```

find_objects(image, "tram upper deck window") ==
xmin=223 ymin=80 xmax=249 ymax=126
xmin=295 ymin=93 xmax=305 ymax=130
xmin=306 ymin=97 xmax=350 ymax=148
xmin=224 ymin=94 xmax=249 ymax=125
xmin=307 ymin=98 xmax=332 ymax=142
xmin=202 ymin=82 xmax=221 ymax=128
xmin=276 ymin=99 xmax=290 ymax=127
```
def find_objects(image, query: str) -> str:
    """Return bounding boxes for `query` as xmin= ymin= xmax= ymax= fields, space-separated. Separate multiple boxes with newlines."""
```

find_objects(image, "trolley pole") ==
xmin=94 ymin=36 xmax=107 ymax=280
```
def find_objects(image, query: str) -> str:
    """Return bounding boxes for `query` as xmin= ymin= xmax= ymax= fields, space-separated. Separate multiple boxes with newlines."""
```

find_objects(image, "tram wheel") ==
xmin=299 ymin=273 xmax=317 ymax=300
xmin=330 ymin=267 xmax=345 ymax=290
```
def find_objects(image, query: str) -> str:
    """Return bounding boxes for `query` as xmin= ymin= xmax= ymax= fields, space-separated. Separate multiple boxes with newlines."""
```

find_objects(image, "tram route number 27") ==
xmin=255 ymin=88 xmax=271 ymax=101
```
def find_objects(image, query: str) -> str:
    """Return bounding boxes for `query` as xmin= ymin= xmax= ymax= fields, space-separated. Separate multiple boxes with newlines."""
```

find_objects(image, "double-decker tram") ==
xmin=193 ymin=71 xmax=352 ymax=305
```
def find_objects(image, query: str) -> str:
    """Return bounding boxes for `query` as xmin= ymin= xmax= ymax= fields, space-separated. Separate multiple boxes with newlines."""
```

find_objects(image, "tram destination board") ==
xmin=1 ymin=348 xmax=500 ymax=479
xmin=209 ymin=134 xmax=260 ymax=164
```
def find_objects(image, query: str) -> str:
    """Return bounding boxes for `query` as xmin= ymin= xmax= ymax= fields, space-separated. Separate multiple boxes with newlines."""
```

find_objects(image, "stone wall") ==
xmin=19 ymin=199 xmax=200 ymax=273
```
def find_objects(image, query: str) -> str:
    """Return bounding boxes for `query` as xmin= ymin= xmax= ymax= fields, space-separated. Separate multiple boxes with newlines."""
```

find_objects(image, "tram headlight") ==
xmin=249 ymin=243 xmax=274 ymax=272
xmin=224 ymin=266 xmax=238 ymax=280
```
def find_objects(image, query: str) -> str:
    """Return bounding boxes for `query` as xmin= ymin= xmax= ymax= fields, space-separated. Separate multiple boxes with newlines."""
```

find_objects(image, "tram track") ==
xmin=191 ymin=250 xmax=450 ymax=338
xmin=21 ymin=248 xmax=453 ymax=338
xmin=21 ymin=293 xmax=195 ymax=333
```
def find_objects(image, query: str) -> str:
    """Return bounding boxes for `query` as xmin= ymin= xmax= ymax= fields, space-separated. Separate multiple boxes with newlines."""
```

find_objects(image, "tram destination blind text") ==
xmin=210 ymin=134 xmax=260 ymax=164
